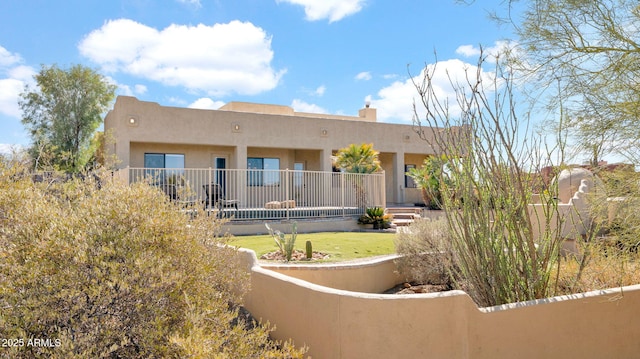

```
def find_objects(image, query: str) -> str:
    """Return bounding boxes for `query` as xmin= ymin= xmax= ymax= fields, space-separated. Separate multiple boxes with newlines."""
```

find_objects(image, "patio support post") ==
xmin=285 ymin=168 xmax=290 ymax=221
xmin=207 ymin=168 xmax=211 ymax=212
xmin=234 ymin=145 xmax=248 ymax=209
xmin=320 ymin=147 xmax=333 ymax=172
xmin=393 ymin=152 xmax=405 ymax=205
xmin=341 ymin=171 xmax=345 ymax=217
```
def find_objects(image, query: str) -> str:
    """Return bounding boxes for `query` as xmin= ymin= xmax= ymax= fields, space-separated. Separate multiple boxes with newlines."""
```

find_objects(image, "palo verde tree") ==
xmin=411 ymin=51 xmax=565 ymax=307
xmin=19 ymin=64 xmax=116 ymax=172
xmin=500 ymin=0 xmax=640 ymax=165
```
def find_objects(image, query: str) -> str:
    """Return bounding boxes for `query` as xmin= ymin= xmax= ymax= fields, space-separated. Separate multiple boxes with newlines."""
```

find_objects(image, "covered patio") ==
xmin=116 ymin=167 xmax=386 ymax=221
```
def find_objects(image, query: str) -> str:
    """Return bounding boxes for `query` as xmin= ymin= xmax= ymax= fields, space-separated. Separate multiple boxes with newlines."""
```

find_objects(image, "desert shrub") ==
xmin=596 ymin=169 xmax=640 ymax=254
xmin=553 ymin=244 xmax=640 ymax=296
xmin=394 ymin=218 xmax=456 ymax=287
xmin=0 ymin=163 xmax=306 ymax=358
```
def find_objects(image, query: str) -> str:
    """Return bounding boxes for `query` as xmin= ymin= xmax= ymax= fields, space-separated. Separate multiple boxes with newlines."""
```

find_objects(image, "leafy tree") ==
xmin=502 ymin=0 xmax=640 ymax=164
xmin=333 ymin=143 xmax=382 ymax=174
xmin=0 ymin=163 xmax=307 ymax=358
xmin=19 ymin=64 xmax=116 ymax=172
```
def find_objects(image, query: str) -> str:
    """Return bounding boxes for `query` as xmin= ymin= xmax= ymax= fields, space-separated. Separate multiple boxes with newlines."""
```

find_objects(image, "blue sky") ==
xmin=0 ymin=0 xmax=516 ymax=153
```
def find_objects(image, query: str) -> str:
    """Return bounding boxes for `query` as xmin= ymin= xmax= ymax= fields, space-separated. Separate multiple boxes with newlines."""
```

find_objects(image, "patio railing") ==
xmin=117 ymin=167 xmax=385 ymax=221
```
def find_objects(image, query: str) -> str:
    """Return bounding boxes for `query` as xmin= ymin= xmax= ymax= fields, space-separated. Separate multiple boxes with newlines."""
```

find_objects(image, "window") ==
xmin=144 ymin=153 xmax=185 ymax=183
xmin=405 ymin=164 xmax=417 ymax=188
xmin=247 ymin=157 xmax=280 ymax=186
xmin=144 ymin=153 xmax=185 ymax=168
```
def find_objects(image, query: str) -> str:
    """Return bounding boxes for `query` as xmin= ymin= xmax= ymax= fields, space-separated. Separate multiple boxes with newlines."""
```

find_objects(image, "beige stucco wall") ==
xmin=222 ymin=218 xmax=362 ymax=236
xmin=403 ymin=153 xmax=431 ymax=204
xmin=237 ymin=249 xmax=640 ymax=359
xmin=104 ymin=96 xmax=445 ymax=204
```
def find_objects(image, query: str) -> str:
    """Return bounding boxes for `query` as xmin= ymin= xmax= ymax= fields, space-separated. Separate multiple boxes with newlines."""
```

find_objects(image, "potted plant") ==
xmin=358 ymin=206 xmax=391 ymax=229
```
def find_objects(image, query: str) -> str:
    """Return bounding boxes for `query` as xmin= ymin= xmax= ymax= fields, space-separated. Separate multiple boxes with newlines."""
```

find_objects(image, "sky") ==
xmin=0 ymin=0 xmax=517 ymax=153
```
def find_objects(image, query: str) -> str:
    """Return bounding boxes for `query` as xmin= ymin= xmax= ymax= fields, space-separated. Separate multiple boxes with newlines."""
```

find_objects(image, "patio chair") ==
xmin=159 ymin=184 xmax=178 ymax=201
xmin=161 ymin=183 xmax=199 ymax=207
xmin=203 ymin=183 xmax=239 ymax=214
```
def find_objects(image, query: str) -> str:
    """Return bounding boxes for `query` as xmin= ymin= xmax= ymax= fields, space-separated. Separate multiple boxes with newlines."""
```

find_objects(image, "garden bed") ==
xmin=259 ymin=249 xmax=330 ymax=261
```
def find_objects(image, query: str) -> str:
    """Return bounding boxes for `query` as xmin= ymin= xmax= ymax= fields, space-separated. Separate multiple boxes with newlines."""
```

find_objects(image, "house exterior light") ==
xmin=127 ymin=116 xmax=138 ymax=126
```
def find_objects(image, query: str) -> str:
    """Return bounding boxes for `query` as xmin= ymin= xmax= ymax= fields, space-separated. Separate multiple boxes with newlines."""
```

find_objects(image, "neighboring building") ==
xmin=104 ymin=95 xmax=444 ymax=205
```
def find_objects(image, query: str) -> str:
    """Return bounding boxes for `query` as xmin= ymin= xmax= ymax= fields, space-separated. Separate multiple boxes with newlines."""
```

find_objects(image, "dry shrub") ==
xmin=554 ymin=243 xmax=640 ymax=296
xmin=0 ymin=163 xmax=306 ymax=358
xmin=394 ymin=217 xmax=456 ymax=287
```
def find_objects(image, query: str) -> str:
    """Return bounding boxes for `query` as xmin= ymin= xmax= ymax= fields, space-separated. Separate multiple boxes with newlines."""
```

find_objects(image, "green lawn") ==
xmin=230 ymin=231 xmax=397 ymax=262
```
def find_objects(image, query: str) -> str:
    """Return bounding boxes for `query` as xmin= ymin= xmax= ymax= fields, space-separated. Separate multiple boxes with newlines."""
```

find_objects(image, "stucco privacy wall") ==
xmin=104 ymin=96 xmax=448 ymax=203
xmin=236 ymin=249 xmax=640 ymax=359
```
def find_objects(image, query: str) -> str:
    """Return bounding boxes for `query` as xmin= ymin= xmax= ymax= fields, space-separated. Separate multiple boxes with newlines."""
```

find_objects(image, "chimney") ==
xmin=358 ymin=101 xmax=377 ymax=122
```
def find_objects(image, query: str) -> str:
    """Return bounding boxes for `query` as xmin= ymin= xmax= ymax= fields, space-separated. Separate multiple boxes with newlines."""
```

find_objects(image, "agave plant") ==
xmin=265 ymin=222 xmax=297 ymax=261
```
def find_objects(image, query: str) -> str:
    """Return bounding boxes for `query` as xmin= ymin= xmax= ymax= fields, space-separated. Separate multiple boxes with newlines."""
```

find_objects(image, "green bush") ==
xmin=0 ymin=163 xmax=306 ymax=358
xmin=359 ymin=206 xmax=392 ymax=229
xmin=405 ymin=156 xmax=446 ymax=209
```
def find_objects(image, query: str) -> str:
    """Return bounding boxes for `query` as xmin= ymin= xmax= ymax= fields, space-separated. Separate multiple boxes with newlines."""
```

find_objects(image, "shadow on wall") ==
xmin=235 ymin=249 xmax=640 ymax=359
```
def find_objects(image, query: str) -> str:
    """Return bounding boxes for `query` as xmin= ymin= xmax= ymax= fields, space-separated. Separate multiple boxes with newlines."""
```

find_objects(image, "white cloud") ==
xmin=291 ymin=99 xmax=327 ymax=114
xmin=301 ymin=85 xmax=326 ymax=97
xmin=117 ymin=83 xmax=147 ymax=97
xmin=177 ymin=0 xmax=201 ymax=8
xmin=0 ymin=78 xmax=24 ymax=118
xmin=0 ymin=46 xmax=22 ymax=67
xmin=0 ymin=143 xmax=10 ymax=154
xmin=0 ymin=143 xmax=23 ymax=155
xmin=455 ymin=45 xmax=480 ymax=58
xmin=167 ymin=97 xmax=188 ymax=106
xmin=104 ymin=76 xmax=147 ymax=97
xmin=277 ymin=0 xmax=365 ymax=23
xmin=188 ymin=97 xmax=225 ymax=110
xmin=0 ymin=47 xmax=36 ymax=118
xmin=368 ymin=59 xmax=497 ymax=123
xmin=79 ymin=19 xmax=286 ymax=96
xmin=8 ymin=65 xmax=36 ymax=82
xmin=134 ymin=84 xmax=147 ymax=95
xmin=355 ymin=71 xmax=371 ymax=81
xmin=455 ymin=40 xmax=519 ymax=63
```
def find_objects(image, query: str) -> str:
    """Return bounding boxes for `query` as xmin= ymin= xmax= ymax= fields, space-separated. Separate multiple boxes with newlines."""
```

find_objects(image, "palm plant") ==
xmin=334 ymin=143 xmax=382 ymax=208
xmin=406 ymin=156 xmax=445 ymax=209
xmin=333 ymin=143 xmax=381 ymax=174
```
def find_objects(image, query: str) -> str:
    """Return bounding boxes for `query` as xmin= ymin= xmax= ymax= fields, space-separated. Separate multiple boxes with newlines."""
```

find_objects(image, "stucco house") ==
xmin=104 ymin=96 xmax=444 ymax=220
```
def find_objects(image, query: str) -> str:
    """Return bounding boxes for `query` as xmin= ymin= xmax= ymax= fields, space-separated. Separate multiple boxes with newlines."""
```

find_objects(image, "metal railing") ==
xmin=119 ymin=167 xmax=386 ymax=221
